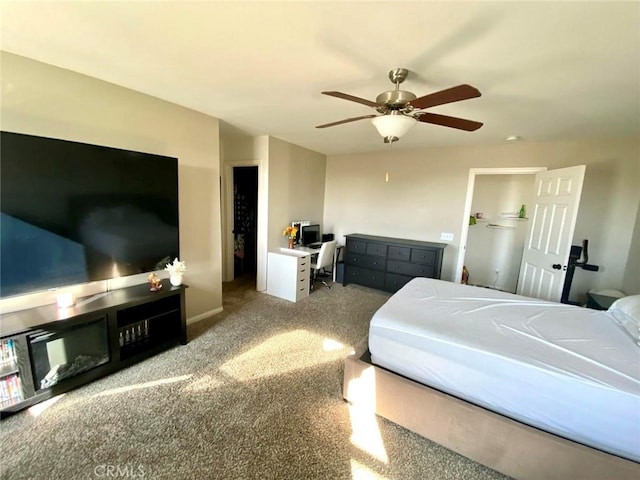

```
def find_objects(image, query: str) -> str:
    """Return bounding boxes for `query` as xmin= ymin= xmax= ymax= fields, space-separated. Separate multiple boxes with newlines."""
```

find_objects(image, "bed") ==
xmin=343 ymin=278 xmax=640 ymax=480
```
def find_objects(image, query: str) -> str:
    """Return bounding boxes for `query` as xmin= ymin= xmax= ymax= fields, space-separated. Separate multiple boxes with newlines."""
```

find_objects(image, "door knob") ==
xmin=552 ymin=264 xmax=562 ymax=270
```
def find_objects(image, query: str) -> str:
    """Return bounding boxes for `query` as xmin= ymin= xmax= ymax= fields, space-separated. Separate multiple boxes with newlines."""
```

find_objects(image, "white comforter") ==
xmin=368 ymin=278 xmax=640 ymax=462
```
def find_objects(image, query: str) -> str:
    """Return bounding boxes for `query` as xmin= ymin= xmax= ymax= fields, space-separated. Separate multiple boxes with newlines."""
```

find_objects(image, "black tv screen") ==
xmin=0 ymin=131 xmax=179 ymax=298
xmin=302 ymin=224 xmax=320 ymax=246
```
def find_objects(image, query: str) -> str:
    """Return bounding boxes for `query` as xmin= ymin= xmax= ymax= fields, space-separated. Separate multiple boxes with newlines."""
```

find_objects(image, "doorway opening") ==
xmin=232 ymin=166 xmax=258 ymax=282
xmin=456 ymin=167 xmax=547 ymax=290
xmin=464 ymin=174 xmax=535 ymax=293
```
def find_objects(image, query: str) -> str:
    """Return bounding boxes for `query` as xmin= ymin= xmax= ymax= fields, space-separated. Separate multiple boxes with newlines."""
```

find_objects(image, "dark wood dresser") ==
xmin=343 ymin=234 xmax=446 ymax=293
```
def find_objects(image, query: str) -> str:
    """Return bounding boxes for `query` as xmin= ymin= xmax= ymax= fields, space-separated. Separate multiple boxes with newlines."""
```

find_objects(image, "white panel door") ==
xmin=516 ymin=165 xmax=586 ymax=301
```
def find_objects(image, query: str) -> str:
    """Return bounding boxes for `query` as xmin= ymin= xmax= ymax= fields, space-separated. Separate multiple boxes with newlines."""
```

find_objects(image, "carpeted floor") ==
xmin=0 ymin=276 xmax=509 ymax=479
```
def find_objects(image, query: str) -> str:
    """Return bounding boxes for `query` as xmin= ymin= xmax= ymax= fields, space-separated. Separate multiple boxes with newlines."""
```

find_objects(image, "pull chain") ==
xmin=385 ymin=136 xmax=395 ymax=182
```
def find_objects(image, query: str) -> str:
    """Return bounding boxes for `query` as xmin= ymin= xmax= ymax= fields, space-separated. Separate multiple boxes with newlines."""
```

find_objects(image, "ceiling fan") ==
xmin=316 ymin=68 xmax=483 ymax=144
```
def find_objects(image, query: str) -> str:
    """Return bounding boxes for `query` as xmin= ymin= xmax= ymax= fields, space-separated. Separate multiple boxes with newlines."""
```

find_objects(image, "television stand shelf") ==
xmin=0 ymin=280 xmax=187 ymax=418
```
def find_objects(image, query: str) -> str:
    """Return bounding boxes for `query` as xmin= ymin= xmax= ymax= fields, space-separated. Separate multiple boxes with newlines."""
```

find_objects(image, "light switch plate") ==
xmin=440 ymin=232 xmax=454 ymax=241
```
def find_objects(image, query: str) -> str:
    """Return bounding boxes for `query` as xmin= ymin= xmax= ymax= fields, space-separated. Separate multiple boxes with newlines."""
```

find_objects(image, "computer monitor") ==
xmin=301 ymin=224 xmax=320 ymax=246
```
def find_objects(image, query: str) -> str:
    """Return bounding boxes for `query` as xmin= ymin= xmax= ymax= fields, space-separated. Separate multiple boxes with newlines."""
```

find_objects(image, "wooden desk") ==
xmin=294 ymin=244 xmax=343 ymax=282
xmin=294 ymin=245 xmax=320 ymax=255
xmin=266 ymin=249 xmax=311 ymax=302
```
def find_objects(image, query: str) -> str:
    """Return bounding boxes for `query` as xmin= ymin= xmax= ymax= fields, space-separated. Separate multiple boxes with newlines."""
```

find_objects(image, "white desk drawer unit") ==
xmin=266 ymin=249 xmax=311 ymax=302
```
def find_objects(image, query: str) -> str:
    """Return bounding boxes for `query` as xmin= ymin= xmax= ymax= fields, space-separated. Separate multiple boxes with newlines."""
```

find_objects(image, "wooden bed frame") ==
xmin=343 ymin=339 xmax=640 ymax=480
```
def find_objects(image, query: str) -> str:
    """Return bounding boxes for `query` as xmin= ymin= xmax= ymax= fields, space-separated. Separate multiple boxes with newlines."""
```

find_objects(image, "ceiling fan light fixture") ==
xmin=371 ymin=114 xmax=417 ymax=142
xmin=318 ymin=68 xmax=482 ymax=143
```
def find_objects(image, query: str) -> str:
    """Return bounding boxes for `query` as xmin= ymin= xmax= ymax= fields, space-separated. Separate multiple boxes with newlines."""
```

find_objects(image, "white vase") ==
xmin=170 ymin=274 xmax=183 ymax=287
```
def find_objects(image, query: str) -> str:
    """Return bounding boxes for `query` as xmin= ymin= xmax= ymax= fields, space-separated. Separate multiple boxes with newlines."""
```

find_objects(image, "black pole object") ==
xmin=561 ymin=245 xmax=583 ymax=304
xmin=560 ymin=239 xmax=599 ymax=305
xmin=575 ymin=239 xmax=600 ymax=272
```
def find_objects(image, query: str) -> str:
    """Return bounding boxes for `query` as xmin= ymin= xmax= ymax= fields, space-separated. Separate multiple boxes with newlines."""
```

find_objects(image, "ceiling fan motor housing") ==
xmin=376 ymin=90 xmax=417 ymax=111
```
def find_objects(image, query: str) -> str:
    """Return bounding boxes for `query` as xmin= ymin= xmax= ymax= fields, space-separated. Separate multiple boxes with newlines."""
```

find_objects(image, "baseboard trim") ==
xmin=187 ymin=306 xmax=223 ymax=325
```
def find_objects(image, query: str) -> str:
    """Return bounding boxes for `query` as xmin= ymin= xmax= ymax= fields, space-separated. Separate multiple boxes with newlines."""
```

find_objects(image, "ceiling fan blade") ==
xmin=410 ymin=84 xmax=481 ymax=110
xmin=416 ymin=112 xmax=483 ymax=131
xmin=321 ymin=91 xmax=378 ymax=108
xmin=316 ymin=114 xmax=376 ymax=129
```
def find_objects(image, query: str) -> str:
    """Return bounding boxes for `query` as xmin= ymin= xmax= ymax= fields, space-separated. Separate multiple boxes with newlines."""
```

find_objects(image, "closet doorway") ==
xmin=232 ymin=166 xmax=258 ymax=280
xmin=456 ymin=167 xmax=546 ymax=293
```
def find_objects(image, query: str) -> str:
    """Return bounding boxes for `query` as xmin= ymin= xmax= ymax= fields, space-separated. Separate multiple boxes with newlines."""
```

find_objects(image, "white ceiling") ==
xmin=1 ymin=1 xmax=639 ymax=156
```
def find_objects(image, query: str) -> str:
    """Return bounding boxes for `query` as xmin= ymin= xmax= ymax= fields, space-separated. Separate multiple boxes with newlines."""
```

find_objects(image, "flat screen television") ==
xmin=0 ymin=131 xmax=179 ymax=298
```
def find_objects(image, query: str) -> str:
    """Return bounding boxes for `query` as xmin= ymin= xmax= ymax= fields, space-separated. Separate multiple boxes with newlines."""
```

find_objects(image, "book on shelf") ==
xmin=0 ymin=339 xmax=18 ymax=367
xmin=0 ymin=373 xmax=22 ymax=405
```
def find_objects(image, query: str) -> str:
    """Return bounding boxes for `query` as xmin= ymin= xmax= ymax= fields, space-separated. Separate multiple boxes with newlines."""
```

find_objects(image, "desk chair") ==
xmin=310 ymin=240 xmax=337 ymax=291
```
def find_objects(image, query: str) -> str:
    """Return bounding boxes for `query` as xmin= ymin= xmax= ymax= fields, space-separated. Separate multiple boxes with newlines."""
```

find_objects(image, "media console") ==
xmin=0 ymin=280 xmax=187 ymax=418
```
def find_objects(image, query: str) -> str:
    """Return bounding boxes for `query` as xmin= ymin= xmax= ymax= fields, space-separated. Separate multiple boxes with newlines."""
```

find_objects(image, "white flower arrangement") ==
xmin=165 ymin=258 xmax=187 ymax=276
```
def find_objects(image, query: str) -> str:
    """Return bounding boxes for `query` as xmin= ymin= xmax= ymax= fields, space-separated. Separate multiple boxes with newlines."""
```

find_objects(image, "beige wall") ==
xmin=221 ymin=135 xmax=269 ymax=289
xmin=0 ymin=52 xmax=222 ymax=320
xmin=267 ymin=137 xmax=326 ymax=250
xmin=471 ymin=174 xmax=535 ymax=222
xmin=222 ymin=135 xmax=326 ymax=292
xmin=6 ymin=50 xmax=634 ymax=314
xmin=623 ymin=204 xmax=640 ymax=295
xmin=324 ymin=139 xmax=640 ymax=301
xmin=266 ymin=137 xmax=326 ymax=293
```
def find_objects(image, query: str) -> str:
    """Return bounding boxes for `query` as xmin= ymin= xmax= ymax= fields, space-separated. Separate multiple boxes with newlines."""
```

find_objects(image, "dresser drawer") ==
xmin=343 ymin=234 xmax=446 ymax=292
xmin=387 ymin=260 xmax=435 ymax=278
xmin=296 ymin=257 xmax=310 ymax=279
xmin=366 ymin=243 xmax=387 ymax=257
xmin=347 ymin=239 xmax=367 ymax=254
xmin=385 ymin=273 xmax=413 ymax=292
xmin=410 ymin=248 xmax=437 ymax=265
xmin=344 ymin=253 xmax=386 ymax=271
xmin=295 ymin=276 xmax=310 ymax=301
xmin=267 ymin=251 xmax=310 ymax=302
xmin=345 ymin=265 xmax=385 ymax=290
xmin=388 ymin=246 xmax=410 ymax=261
